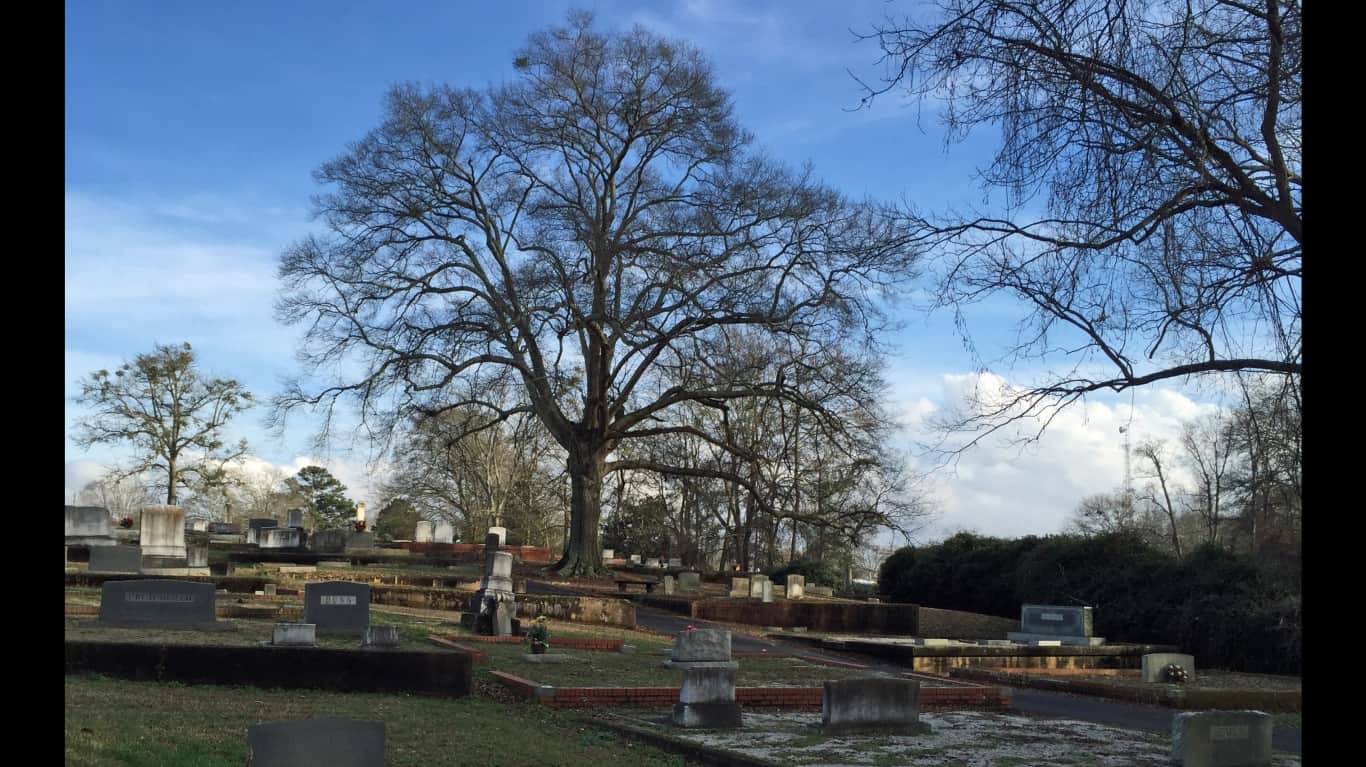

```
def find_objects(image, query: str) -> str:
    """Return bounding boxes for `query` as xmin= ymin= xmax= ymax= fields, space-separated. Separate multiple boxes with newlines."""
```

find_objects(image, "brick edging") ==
xmin=485 ymin=674 xmax=1010 ymax=711
xmin=426 ymin=635 xmax=488 ymax=663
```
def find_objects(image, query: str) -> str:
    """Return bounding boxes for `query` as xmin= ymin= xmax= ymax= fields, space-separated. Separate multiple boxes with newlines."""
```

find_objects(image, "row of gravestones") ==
xmin=664 ymin=628 xmax=1272 ymax=766
xmin=601 ymin=549 xmax=684 ymax=569
xmin=728 ymin=574 xmax=813 ymax=601
xmin=96 ymin=579 xmax=375 ymax=634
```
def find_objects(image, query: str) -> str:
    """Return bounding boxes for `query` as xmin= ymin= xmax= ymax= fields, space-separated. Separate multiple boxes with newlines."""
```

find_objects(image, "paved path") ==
xmin=528 ymin=580 xmax=1302 ymax=755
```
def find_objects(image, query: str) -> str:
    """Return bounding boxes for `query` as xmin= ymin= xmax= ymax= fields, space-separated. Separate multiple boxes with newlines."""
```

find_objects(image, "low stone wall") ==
xmin=690 ymin=599 xmax=918 ymax=634
xmin=949 ymin=668 xmax=1300 ymax=711
xmin=368 ymin=584 xmax=469 ymax=612
xmin=514 ymin=593 xmax=636 ymax=629
xmin=64 ymin=573 xmax=273 ymax=593
xmin=64 ymin=640 xmax=472 ymax=696
xmin=393 ymin=542 xmax=554 ymax=563
xmin=916 ymin=606 xmax=1018 ymax=639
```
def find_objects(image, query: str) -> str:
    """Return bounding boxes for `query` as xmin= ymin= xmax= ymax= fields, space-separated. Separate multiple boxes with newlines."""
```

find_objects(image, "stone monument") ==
xmin=138 ymin=505 xmax=187 ymax=560
xmin=1007 ymin=604 xmax=1105 ymax=646
xmin=467 ymin=533 xmax=516 ymax=636
xmin=666 ymin=629 xmax=741 ymax=728
xmin=414 ymin=521 xmax=434 ymax=543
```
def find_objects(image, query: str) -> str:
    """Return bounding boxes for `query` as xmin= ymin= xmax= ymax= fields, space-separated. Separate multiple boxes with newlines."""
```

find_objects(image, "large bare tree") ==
xmin=276 ymin=13 xmax=915 ymax=574
xmin=73 ymin=342 xmax=252 ymax=505
xmin=858 ymin=0 xmax=1300 ymax=446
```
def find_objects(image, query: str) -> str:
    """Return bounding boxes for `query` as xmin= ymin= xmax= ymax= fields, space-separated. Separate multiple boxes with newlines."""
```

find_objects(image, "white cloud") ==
xmin=894 ymin=371 xmax=1227 ymax=541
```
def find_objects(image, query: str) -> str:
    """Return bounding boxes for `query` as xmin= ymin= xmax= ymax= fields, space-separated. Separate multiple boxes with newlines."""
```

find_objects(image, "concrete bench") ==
xmin=615 ymin=575 xmax=661 ymax=594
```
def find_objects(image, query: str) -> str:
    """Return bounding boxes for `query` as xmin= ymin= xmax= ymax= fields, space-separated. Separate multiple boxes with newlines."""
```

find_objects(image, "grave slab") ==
xmin=1143 ymin=652 xmax=1197 ymax=683
xmin=1171 ymin=710 xmax=1272 ymax=767
xmin=821 ymin=678 xmax=930 ymax=735
xmin=246 ymin=719 xmax=384 ymax=767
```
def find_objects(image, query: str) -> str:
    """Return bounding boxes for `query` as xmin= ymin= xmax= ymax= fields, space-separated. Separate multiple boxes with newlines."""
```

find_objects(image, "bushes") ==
xmin=878 ymin=534 xmax=1301 ymax=674
xmin=769 ymin=557 xmax=842 ymax=588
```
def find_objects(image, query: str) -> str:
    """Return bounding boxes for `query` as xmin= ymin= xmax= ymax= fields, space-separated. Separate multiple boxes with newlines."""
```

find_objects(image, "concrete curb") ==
xmin=584 ymin=715 xmax=787 ymax=767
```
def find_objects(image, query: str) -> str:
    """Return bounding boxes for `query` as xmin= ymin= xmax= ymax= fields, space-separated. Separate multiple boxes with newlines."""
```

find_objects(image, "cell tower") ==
xmin=1119 ymin=425 xmax=1133 ymax=503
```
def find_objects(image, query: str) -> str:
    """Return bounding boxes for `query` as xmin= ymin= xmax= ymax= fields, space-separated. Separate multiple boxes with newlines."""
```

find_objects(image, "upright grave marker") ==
xmin=304 ymin=581 xmax=371 ymax=635
xmin=821 ymin=678 xmax=930 ymax=735
xmin=89 ymin=545 xmax=142 ymax=574
xmin=98 ymin=579 xmax=217 ymax=627
xmin=667 ymin=629 xmax=741 ymax=728
xmin=414 ymin=521 xmax=434 ymax=543
xmin=138 ymin=505 xmax=186 ymax=559
xmin=1171 ymin=710 xmax=1272 ymax=767
xmin=1007 ymin=604 xmax=1106 ymax=646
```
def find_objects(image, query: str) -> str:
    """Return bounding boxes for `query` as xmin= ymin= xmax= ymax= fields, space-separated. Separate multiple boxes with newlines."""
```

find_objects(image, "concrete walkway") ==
xmin=528 ymin=579 xmax=1302 ymax=755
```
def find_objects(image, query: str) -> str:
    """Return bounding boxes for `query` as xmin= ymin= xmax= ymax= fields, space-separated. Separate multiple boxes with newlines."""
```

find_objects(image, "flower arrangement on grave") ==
xmin=527 ymin=616 xmax=551 ymax=653
xmin=116 ymin=516 xmax=134 ymax=529
xmin=1163 ymin=663 xmax=1189 ymax=683
xmin=353 ymin=519 xmax=367 ymax=532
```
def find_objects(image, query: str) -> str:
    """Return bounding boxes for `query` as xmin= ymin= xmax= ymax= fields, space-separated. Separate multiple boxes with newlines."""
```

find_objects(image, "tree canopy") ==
xmin=276 ymin=11 xmax=918 ymax=574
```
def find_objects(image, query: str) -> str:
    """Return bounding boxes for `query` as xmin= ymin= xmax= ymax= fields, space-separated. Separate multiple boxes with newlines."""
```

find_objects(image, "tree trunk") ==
xmin=552 ymin=441 xmax=608 ymax=577
xmin=166 ymin=458 xmax=177 ymax=505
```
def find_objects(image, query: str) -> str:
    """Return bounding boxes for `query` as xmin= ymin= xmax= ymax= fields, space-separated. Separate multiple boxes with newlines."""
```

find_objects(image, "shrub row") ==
xmin=878 ymin=532 xmax=1301 ymax=674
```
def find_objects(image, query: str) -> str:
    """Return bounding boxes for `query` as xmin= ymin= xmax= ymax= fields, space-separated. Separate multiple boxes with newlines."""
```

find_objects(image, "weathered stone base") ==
xmin=1006 ymin=632 xmax=1106 ymax=646
xmin=671 ymin=702 xmax=742 ymax=728
xmin=820 ymin=721 xmax=933 ymax=736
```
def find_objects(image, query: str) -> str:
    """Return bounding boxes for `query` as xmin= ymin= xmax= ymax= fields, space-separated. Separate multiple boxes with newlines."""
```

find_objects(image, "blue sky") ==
xmin=65 ymin=0 xmax=1226 ymax=541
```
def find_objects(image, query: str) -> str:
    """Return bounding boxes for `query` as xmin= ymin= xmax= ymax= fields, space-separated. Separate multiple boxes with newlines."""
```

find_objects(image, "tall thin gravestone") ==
xmin=469 ymin=533 xmax=515 ymax=635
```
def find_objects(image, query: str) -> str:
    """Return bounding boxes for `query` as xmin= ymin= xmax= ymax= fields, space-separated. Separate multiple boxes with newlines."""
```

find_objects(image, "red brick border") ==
xmin=426 ymin=635 xmax=489 ymax=664
xmin=485 ymin=674 xmax=1011 ymax=711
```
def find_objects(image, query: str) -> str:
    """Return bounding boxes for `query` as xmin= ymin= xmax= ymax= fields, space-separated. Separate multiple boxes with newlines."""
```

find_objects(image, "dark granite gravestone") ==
xmin=303 ymin=581 xmax=370 ymax=635
xmin=821 ymin=678 xmax=930 ymax=735
xmin=1020 ymin=604 xmax=1093 ymax=636
xmin=308 ymin=529 xmax=348 ymax=553
xmin=246 ymin=719 xmax=384 ymax=767
xmin=1171 ymin=710 xmax=1273 ymax=767
xmin=89 ymin=545 xmax=142 ymax=574
xmin=98 ymin=579 xmax=217 ymax=626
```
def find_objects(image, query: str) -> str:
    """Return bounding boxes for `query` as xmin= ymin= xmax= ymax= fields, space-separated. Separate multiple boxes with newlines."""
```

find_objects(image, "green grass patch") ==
xmin=65 ymin=674 xmax=693 ymax=767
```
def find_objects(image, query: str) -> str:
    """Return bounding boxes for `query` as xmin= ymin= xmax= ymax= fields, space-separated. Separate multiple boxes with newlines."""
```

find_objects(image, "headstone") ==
xmin=670 ymin=629 xmax=732 ymax=663
xmin=668 ymin=629 xmax=741 ymax=728
xmin=729 ymin=577 xmax=750 ymax=598
xmin=821 ymin=679 xmax=930 ymax=735
xmin=345 ymin=532 xmax=375 ymax=550
xmin=272 ymin=623 xmax=316 ymax=646
xmin=246 ymin=719 xmax=384 ymax=767
xmin=677 ymin=571 xmax=702 ymax=591
xmin=414 ymin=521 xmax=434 ymax=543
xmin=1171 ymin=710 xmax=1272 ymax=767
xmin=1008 ymin=604 xmax=1106 ymax=646
xmin=355 ymin=502 xmax=367 ymax=524
xmin=246 ymin=518 xmax=278 ymax=545
xmin=433 ymin=522 xmax=454 ymax=544
xmin=629 ymin=554 xmax=642 ymax=564
xmin=773 ymin=585 xmax=786 ymax=598
xmin=138 ymin=505 xmax=186 ymax=559
xmin=286 ymin=509 xmax=305 ymax=528
xmin=65 ymin=505 xmax=115 ymax=546
xmin=808 ymin=585 xmax=834 ymax=598
xmin=761 ymin=580 xmax=774 ymax=603
xmin=471 ymin=548 xmax=516 ymax=636
xmin=208 ymin=521 xmax=240 ymax=535
xmin=264 ymin=583 xmax=278 ymax=596
xmin=1144 ymin=653 xmax=1197 ymax=683
xmin=186 ymin=546 xmax=209 ymax=568
xmin=303 ymin=581 xmax=371 ymax=635
xmin=308 ymin=529 xmax=348 ymax=553
xmin=602 ymin=548 xmax=615 ymax=560
xmin=487 ymin=526 xmax=507 ymax=546
xmin=89 ymin=545 xmax=142 ymax=574
xmin=663 ymin=575 xmax=676 ymax=595
xmin=191 ymin=520 xmax=208 ymax=532
xmin=98 ymin=579 xmax=217 ymax=626
xmin=786 ymin=574 xmax=806 ymax=600
xmin=362 ymin=625 xmax=401 ymax=649
xmin=645 ymin=557 xmax=661 ymax=568
xmin=748 ymin=574 xmax=769 ymax=599
xmin=260 ymin=527 xmax=304 ymax=549
xmin=668 ymin=557 xmax=682 ymax=568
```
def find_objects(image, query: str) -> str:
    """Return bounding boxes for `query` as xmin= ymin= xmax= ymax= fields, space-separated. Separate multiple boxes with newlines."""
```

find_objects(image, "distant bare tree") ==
xmin=73 ymin=342 xmax=252 ymax=504
xmin=1134 ymin=439 xmax=1184 ymax=557
xmin=857 ymin=0 xmax=1300 ymax=449
xmin=77 ymin=473 xmax=156 ymax=522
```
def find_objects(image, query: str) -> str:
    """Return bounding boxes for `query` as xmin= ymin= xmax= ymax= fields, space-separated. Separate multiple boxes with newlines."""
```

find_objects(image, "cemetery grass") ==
xmin=65 ymin=673 xmax=694 ymax=767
